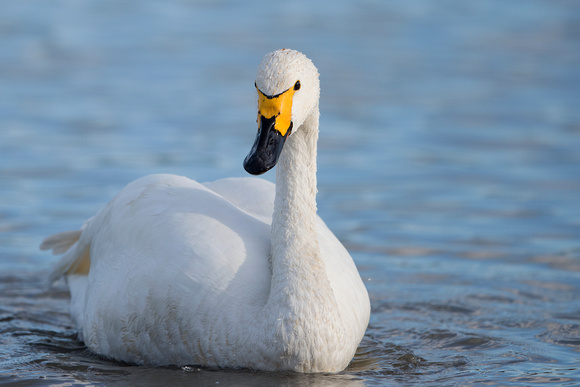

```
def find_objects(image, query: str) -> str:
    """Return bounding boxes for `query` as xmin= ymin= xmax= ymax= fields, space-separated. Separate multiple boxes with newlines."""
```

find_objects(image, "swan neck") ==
xmin=253 ymin=107 xmax=350 ymax=371
xmin=272 ymin=109 xmax=320 ymax=268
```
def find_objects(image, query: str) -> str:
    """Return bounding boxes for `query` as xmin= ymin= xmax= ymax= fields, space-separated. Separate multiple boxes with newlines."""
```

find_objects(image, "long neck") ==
xmin=261 ymin=108 xmax=345 ymax=371
xmin=266 ymin=107 xmax=339 ymax=316
xmin=270 ymin=109 xmax=322 ymax=290
xmin=244 ymin=108 xmax=348 ymax=371
xmin=271 ymin=110 xmax=320 ymax=266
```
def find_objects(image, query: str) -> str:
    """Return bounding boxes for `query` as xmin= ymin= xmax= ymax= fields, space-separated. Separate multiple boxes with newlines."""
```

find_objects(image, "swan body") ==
xmin=41 ymin=49 xmax=370 ymax=372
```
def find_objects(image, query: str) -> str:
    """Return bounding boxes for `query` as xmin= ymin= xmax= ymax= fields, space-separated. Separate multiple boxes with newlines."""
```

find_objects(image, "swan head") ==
xmin=244 ymin=49 xmax=320 ymax=175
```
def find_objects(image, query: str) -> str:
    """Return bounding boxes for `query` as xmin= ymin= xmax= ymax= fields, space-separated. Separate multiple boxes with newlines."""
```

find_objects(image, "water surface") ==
xmin=1 ymin=0 xmax=579 ymax=385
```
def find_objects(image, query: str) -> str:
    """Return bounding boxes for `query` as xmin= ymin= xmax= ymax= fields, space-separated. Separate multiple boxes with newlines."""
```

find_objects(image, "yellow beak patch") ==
xmin=257 ymin=86 xmax=296 ymax=137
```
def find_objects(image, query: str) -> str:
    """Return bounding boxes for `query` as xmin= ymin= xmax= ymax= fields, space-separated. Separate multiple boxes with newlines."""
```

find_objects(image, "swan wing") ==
xmin=46 ymin=174 xmax=274 ymax=364
xmin=317 ymin=218 xmax=371 ymax=342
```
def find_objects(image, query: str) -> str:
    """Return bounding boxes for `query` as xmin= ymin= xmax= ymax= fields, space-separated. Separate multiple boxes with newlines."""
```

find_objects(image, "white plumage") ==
xmin=41 ymin=49 xmax=370 ymax=372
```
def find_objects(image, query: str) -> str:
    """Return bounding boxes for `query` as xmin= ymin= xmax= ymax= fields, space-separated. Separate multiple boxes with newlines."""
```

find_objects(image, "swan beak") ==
xmin=243 ymin=87 xmax=295 ymax=175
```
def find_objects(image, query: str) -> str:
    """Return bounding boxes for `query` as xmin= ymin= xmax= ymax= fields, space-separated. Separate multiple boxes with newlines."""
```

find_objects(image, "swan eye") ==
xmin=294 ymin=80 xmax=301 ymax=91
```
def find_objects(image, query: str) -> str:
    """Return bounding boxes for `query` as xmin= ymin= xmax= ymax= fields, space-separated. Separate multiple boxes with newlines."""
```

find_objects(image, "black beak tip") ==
xmin=243 ymin=116 xmax=288 ymax=176
xmin=243 ymin=156 xmax=270 ymax=175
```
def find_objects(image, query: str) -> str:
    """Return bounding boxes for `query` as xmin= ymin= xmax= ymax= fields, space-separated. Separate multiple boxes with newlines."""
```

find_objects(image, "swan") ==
xmin=41 ymin=49 xmax=370 ymax=373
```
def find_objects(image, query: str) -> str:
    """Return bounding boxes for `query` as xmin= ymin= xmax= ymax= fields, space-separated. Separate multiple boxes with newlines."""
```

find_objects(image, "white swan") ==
xmin=41 ymin=49 xmax=370 ymax=373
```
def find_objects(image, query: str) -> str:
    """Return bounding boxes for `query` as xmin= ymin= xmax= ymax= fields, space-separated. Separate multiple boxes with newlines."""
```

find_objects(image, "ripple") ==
xmin=2 ymin=0 xmax=580 ymax=385
xmin=538 ymin=323 xmax=580 ymax=350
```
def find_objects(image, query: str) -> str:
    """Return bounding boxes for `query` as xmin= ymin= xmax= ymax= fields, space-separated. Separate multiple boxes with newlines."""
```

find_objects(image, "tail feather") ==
xmin=40 ymin=230 xmax=82 ymax=254
xmin=41 ymin=229 xmax=91 ymax=284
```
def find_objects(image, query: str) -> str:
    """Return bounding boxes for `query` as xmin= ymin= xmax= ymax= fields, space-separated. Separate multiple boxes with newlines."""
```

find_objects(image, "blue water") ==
xmin=1 ymin=0 xmax=579 ymax=385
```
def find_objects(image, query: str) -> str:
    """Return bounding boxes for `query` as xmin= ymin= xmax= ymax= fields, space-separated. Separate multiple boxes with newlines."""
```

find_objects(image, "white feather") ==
xmin=41 ymin=49 xmax=370 ymax=372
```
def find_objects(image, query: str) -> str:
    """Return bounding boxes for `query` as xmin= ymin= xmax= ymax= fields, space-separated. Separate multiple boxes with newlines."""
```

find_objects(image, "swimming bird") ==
xmin=41 ymin=49 xmax=370 ymax=373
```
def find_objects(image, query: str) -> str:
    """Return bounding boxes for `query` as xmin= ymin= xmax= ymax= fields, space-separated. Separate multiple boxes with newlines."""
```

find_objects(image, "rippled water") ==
xmin=1 ymin=0 xmax=579 ymax=385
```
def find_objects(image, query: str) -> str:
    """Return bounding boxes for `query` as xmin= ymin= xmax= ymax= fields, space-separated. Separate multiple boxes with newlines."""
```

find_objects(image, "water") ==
xmin=1 ymin=0 xmax=579 ymax=385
